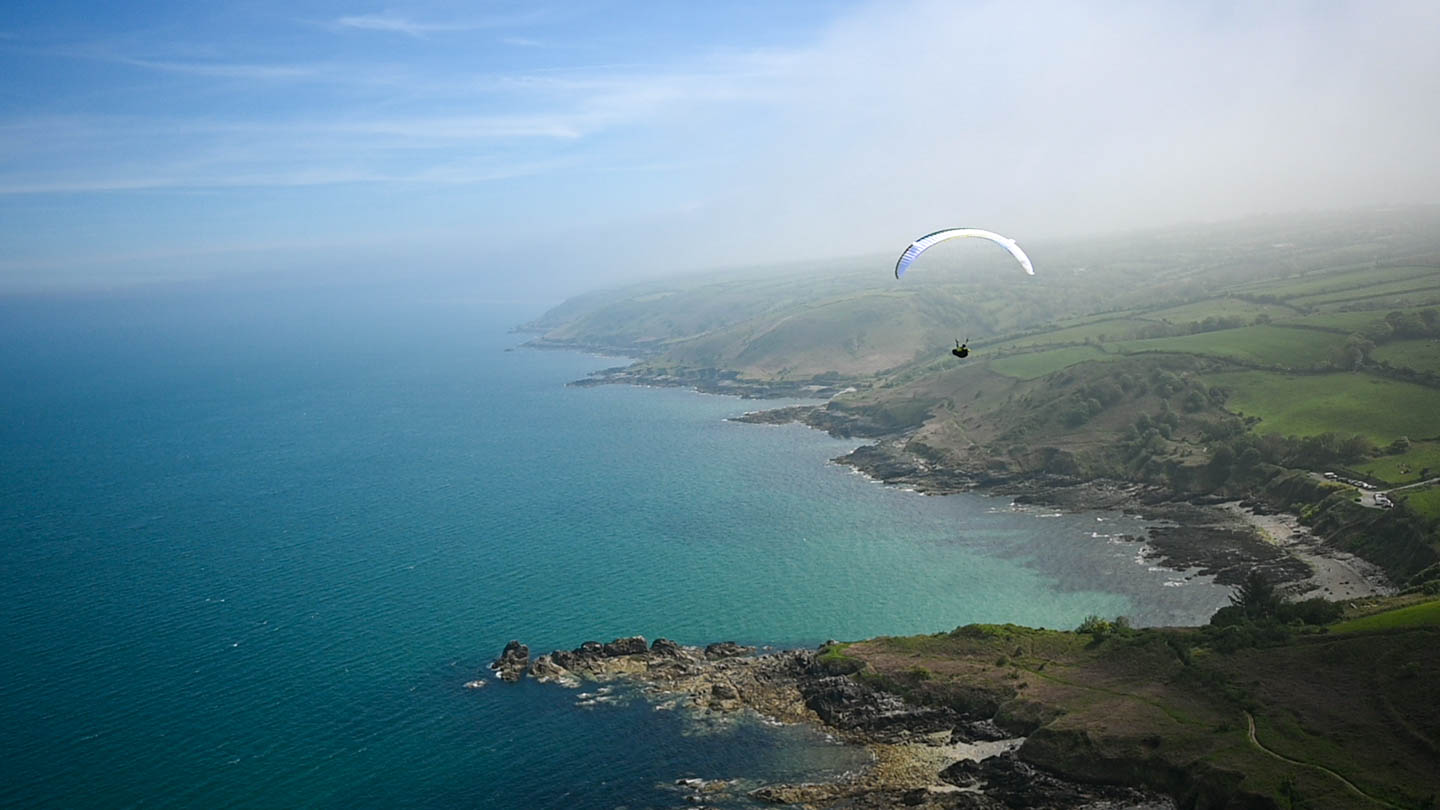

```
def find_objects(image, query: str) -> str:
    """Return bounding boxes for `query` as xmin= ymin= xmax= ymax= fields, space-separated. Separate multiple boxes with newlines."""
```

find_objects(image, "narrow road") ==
xmin=1244 ymin=711 xmax=1398 ymax=808
xmin=1386 ymin=476 xmax=1440 ymax=494
xmin=1306 ymin=472 xmax=1440 ymax=509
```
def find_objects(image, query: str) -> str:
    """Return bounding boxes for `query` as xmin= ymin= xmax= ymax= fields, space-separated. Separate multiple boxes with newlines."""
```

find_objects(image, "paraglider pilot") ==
xmin=952 ymin=339 xmax=969 ymax=359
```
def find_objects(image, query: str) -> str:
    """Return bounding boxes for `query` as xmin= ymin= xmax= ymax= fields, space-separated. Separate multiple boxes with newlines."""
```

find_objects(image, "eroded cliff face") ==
xmin=1019 ymin=727 xmax=1267 ymax=810
xmin=1261 ymin=471 xmax=1438 ymax=584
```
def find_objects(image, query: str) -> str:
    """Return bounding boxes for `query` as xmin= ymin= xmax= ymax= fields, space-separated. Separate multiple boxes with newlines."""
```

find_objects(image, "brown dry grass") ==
xmin=833 ymin=623 xmax=1438 ymax=809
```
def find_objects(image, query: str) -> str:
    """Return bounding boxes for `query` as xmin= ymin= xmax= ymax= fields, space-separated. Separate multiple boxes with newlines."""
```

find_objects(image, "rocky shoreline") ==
xmin=561 ymin=361 xmax=1392 ymax=599
xmin=556 ymin=359 xmax=1393 ymax=598
xmin=484 ymin=637 xmax=1174 ymax=810
xmin=734 ymin=409 xmax=1394 ymax=599
xmin=570 ymin=366 xmax=856 ymax=400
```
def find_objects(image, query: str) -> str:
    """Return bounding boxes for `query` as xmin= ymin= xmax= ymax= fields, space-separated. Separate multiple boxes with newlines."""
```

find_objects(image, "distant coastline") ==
xmin=538 ymin=347 xmax=1394 ymax=604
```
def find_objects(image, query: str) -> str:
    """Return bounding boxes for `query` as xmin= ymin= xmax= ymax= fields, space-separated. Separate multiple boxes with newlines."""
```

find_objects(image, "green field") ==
xmin=988 ymin=345 xmax=1117 ymax=379
xmin=1331 ymin=598 xmax=1440 ymax=633
xmin=1354 ymin=441 xmax=1440 ymax=485
xmin=1203 ymin=371 xmax=1440 ymax=444
xmin=996 ymin=318 xmax=1153 ymax=349
xmin=1396 ymin=484 xmax=1440 ymax=523
xmin=1235 ymin=264 xmax=1437 ymax=300
xmin=1113 ymin=325 xmax=1346 ymax=369
xmin=1372 ymin=338 xmax=1440 ymax=375
xmin=1274 ymin=309 xmax=1395 ymax=332
xmin=1289 ymin=275 xmax=1440 ymax=307
xmin=1142 ymin=297 xmax=1291 ymax=324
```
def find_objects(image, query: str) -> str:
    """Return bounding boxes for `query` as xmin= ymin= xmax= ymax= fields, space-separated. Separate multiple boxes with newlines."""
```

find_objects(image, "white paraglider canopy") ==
xmin=894 ymin=228 xmax=1035 ymax=279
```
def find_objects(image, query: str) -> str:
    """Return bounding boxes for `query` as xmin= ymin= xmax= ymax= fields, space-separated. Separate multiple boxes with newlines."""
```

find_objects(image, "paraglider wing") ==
xmin=894 ymin=229 xmax=1035 ymax=278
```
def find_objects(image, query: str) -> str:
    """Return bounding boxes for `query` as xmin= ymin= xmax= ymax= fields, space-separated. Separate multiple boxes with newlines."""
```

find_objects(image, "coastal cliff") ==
xmin=485 ymin=616 xmax=1440 ymax=809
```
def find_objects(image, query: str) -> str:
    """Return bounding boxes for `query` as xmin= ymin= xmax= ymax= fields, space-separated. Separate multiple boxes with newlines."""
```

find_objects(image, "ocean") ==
xmin=0 ymin=280 xmax=1230 ymax=808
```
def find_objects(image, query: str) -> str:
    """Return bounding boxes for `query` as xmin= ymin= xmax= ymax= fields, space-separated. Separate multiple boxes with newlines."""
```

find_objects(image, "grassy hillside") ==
xmin=823 ymin=606 xmax=1440 ymax=810
xmin=988 ymin=345 xmax=1120 ymax=379
xmin=1112 ymin=325 xmax=1349 ymax=369
xmin=1332 ymin=598 xmax=1440 ymax=632
xmin=532 ymin=208 xmax=1440 ymax=808
xmin=1373 ymin=339 xmax=1440 ymax=375
xmin=1202 ymin=371 xmax=1440 ymax=444
xmin=1354 ymin=442 xmax=1440 ymax=485
xmin=532 ymin=208 xmax=1440 ymax=581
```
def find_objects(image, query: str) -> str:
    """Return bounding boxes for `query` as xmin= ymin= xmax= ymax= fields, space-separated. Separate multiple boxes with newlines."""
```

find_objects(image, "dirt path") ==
xmin=1244 ymin=711 xmax=1398 ymax=809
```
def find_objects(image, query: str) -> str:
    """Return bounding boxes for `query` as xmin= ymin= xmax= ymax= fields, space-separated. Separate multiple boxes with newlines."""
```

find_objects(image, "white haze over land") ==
xmin=1 ymin=0 xmax=1437 ymax=295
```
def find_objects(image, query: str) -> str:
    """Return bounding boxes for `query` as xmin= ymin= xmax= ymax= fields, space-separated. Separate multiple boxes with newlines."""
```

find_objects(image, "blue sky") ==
xmin=3 ymin=1 xmax=1439 ymax=294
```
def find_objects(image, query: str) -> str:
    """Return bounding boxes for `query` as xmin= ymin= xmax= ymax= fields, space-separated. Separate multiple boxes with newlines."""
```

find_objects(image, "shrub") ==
xmin=1276 ymin=598 xmax=1343 ymax=626
xmin=1229 ymin=570 xmax=1281 ymax=620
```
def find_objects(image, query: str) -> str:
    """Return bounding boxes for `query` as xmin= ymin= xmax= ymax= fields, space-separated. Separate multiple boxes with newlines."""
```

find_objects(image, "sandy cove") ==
xmin=1216 ymin=501 xmax=1395 ymax=601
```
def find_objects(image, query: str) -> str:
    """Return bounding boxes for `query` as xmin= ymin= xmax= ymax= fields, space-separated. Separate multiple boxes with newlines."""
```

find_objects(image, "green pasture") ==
xmin=1354 ymin=441 xmax=1440 ymax=485
xmin=1274 ymin=309 xmax=1396 ymax=333
xmin=996 ymin=318 xmax=1153 ymax=350
xmin=1372 ymin=338 xmax=1440 ymax=375
xmin=1306 ymin=294 xmax=1440 ymax=316
xmin=1331 ymin=598 xmax=1440 ymax=633
xmin=1237 ymin=265 xmax=1437 ymax=300
xmin=1203 ymin=370 xmax=1440 ymax=444
xmin=1291 ymin=277 xmax=1440 ymax=307
xmin=1113 ymin=325 xmax=1346 ymax=369
xmin=1396 ymin=485 xmax=1440 ymax=523
xmin=1141 ymin=297 xmax=1291 ymax=324
xmin=1044 ymin=308 xmax=1147 ymax=329
xmin=988 ymin=345 xmax=1118 ymax=380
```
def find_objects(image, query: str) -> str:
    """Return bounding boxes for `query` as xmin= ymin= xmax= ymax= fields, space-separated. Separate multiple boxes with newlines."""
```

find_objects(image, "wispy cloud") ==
xmin=115 ymin=57 xmax=317 ymax=79
xmin=9 ymin=0 xmax=1438 ymax=288
xmin=333 ymin=11 xmax=544 ymax=38
xmin=0 ymin=142 xmax=576 ymax=194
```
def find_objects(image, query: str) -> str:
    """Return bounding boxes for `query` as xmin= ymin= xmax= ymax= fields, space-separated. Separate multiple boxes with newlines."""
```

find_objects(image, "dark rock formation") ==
xmin=951 ymin=719 xmax=1012 ymax=744
xmin=938 ymin=758 xmax=982 ymax=788
xmin=704 ymin=641 xmax=755 ymax=659
xmin=800 ymin=675 xmax=960 ymax=742
xmin=489 ymin=640 xmax=530 ymax=682
xmin=974 ymin=752 xmax=1088 ymax=807
xmin=651 ymin=637 xmax=684 ymax=657
xmin=603 ymin=636 xmax=648 ymax=656
xmin=528 ymin=654 xmax=578 ymax=686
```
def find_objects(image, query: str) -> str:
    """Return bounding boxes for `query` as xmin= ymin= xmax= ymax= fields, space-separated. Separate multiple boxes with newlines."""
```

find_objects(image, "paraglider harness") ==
xmin=952 ymin=339 xmax=969 ymax=359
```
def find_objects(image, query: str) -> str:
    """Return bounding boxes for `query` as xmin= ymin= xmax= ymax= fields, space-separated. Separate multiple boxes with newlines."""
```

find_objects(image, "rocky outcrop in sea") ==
xmin=480 ymin=637 xmax=1175 ymax=810
xmin=488 ymin=640 xmax=529 ymax=682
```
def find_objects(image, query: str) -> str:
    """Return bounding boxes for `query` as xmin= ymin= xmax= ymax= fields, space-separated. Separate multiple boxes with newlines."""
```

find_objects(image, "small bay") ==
xmin=0 ymin=283 xmax=1230 ymax=808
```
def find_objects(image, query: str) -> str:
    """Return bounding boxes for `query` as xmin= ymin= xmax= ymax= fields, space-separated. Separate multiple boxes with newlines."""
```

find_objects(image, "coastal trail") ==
xmin=1244 ymin=711 xmax=1399 ymax=809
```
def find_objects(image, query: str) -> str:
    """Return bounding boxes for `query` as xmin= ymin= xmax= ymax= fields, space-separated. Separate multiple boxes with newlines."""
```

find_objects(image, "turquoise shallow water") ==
xmin=0 ymin=282 xmax=1230 ymax=808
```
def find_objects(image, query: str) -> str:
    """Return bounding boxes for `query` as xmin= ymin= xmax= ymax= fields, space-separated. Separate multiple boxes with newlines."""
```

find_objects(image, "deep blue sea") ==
xmin=0 ymin=280 xmax=1231 ymax=808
